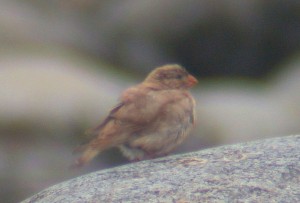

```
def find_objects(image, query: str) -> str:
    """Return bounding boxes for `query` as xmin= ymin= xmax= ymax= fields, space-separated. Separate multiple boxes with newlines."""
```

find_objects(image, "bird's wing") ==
xmin=73 ymin=86 xmax=160 ymax=155
xmin=107 ymin=86 xmax=162 ymax=131
xmin=86 ymin=86 xmax=160 ymax=136
xmin=85 ymin=102 xmax=125 ymax=136
xmin=73 ymin=102 xmax=124 ymax=154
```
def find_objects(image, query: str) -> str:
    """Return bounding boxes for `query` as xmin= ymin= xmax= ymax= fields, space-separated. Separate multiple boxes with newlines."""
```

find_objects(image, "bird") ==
xmin=73 ymin=64 xmax=198 ymax=167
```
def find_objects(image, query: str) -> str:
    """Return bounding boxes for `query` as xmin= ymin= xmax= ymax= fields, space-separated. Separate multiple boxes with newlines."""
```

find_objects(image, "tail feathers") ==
xmin=71 ymin=147 xmax=100 ymax=168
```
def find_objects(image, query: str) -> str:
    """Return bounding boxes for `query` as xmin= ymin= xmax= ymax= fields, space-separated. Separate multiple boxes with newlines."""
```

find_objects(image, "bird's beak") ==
xmin=186 ymin=75 xmax=198 ymax=87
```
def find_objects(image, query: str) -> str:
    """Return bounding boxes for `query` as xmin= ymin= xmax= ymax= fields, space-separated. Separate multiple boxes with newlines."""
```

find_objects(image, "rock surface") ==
xmin=22 ymin=135 xmax=300 ymax=203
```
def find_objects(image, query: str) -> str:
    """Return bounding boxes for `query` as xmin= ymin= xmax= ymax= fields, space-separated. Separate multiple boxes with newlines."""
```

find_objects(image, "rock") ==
xmin=22 ymin=135 xmax=300 ymax=203
xmin=0 ymin=51 xmax=129 ymax=132
xmin=193 ymin=55 xmax=300 ymax=145
xmin=0 ymin=50 xmax=132 ymax=203
xmin=1 ymin=0 xmax=299 ymax=77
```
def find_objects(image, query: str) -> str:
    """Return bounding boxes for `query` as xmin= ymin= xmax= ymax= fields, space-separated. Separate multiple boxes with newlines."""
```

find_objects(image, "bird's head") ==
xmin=144 ymin=64 xmax=198 ymax=90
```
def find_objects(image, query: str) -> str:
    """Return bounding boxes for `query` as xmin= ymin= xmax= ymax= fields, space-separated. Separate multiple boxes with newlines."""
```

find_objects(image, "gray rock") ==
xmin=22 ymin=135 xmax=300 ymax=203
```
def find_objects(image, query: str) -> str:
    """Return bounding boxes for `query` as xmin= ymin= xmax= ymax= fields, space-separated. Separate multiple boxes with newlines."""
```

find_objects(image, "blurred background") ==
xmin=0 ymin=0 xmax=300 ymax=202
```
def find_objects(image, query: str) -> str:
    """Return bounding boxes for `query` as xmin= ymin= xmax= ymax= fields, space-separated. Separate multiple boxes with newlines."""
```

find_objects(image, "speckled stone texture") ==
xmin=22 ymin=135 xmax=300 ymax=203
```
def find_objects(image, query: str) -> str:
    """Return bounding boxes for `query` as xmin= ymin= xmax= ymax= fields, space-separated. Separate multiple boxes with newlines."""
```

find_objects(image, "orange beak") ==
xmin=186 ymin=74 xmax=198 ymax=87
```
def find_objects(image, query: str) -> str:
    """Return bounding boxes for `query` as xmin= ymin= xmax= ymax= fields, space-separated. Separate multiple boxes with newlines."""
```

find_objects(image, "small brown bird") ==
xmin=73 ymin=64 xmax=197 ymax=167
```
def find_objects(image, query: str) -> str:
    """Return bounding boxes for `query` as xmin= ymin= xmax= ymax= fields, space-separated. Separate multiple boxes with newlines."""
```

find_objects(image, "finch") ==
xmin=73 ymin=64 xmax=197 ymax=167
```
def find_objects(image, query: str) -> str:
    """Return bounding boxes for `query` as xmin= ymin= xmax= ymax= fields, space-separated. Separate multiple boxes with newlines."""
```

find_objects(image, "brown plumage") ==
xmin=73 ymin=64 xmax=197 ymax=167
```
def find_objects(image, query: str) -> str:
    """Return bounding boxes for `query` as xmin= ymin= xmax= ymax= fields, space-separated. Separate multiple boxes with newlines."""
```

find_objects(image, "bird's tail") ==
xmin=71 ymin=134 xmax=123 ymax=168
xmin=71 ymin=146 xmax=101 ymax=168
xmin=71 ymin=125 xmax=129 ymax=168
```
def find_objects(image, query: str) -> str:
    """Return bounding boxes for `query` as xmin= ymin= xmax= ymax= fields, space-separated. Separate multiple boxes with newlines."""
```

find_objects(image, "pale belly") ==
xmin=118 ymin=106 xmax=194 ymax=161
